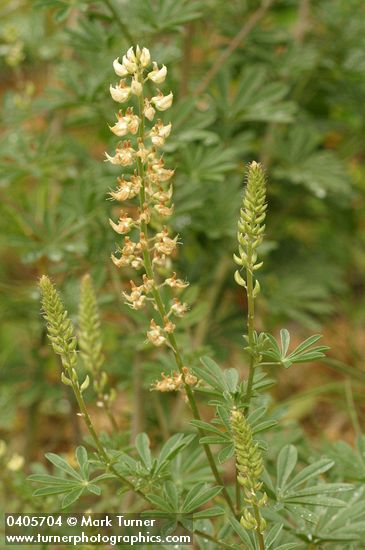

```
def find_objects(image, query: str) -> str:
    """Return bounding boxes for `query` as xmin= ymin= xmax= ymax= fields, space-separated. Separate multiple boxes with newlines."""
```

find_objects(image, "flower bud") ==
xmin=131 ymin=77 xmax=143 ymax=96
xmin=113 ymin=57 xmax=128 ymax=77
xmin=122 ymin=47 xmax=137 ymax=73
xmin=140 ymin=47 xmax=151 ymax=67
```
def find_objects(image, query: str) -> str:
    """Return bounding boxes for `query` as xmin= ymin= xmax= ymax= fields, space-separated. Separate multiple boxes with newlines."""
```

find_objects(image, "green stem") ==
xmin=244 ymin=250 xmax=266 ymax=550
xmin=345 ymin=380 xmax=363 ymax=461
xmin=244 ymin=245 xmax=256 ymax=410
xmin=64 ymin=357 xmax=145 ymax=499
xmin=135 ymin=85 xmax=236 ymax=516
xmin=253 ymin=504 xmax=266 ymax=550
xmin=104 ymin=401 xmax=119 ymax=432
xmin=235 ymin=475 xmax=242 ymax=514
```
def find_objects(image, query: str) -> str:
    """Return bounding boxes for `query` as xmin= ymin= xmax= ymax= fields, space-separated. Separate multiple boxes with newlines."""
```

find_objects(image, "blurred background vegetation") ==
xmin=1 ymin=0 xmax=365 ymax=512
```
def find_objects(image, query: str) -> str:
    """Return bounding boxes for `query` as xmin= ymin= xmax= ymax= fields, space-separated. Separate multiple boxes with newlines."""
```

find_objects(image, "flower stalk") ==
xmin=78 ymin=274 xmax=118 ymax=431
xmin=107 ymin=46 xmax=235 ymax=514
xmin=39 ymin=276 xmax=144 ymax=499
xmin=234 ymin=161 xmax=267 ymax=409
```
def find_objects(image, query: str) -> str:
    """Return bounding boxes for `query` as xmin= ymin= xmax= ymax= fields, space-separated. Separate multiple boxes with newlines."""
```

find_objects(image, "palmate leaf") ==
xmin=215 ymin=66 xmax=297 ymax=125
xmin=264 ymin=524 xmax=300 ymax=550
xmin=276 ymin=445 xmax=298 ymax=493
xmin=28 ymin=446 xmax=101 ymax=508
xmin=129 ymin=0 xmax=203 ymax=32
xmin=182 ymin=483 xmax=222 ymax=513
xmin=274 ymin=444 xmax=351 ymax=512
xmin=145 ymin=481 xmax=222 ymax=520
xmin=262 ymin=329 xmax=328 ymax=368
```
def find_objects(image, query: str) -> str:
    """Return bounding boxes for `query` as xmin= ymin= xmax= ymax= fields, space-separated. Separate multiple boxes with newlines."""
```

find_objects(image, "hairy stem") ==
xmin=62 ymin=346 xmax=144 ymax=498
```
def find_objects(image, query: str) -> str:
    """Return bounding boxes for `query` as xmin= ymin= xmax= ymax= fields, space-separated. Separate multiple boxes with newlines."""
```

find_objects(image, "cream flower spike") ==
xmin=148 ymin=62 xmax=167 ymax=84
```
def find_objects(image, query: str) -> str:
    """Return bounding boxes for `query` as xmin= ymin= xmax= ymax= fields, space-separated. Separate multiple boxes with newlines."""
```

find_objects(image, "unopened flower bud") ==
xmin=113 ymin=57 xmax=128 ymax=77
xmin=131 ymin=78 xmax=143 ymax=96
xmin=122 ymin=47 xmax=137 ymax=73
xmin=140 ymin=47 xmax=151 ymax=67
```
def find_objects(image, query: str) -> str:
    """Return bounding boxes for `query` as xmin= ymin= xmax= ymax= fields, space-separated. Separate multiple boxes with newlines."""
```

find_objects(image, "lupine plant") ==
xmin=34 ymin=46 xmax=365 ymax=550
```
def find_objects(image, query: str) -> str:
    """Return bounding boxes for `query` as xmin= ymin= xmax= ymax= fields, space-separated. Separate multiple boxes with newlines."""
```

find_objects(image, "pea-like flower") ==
xmin=143 ymin=98 xmax=155 ymax=121
xmin=122 ymin=47 xmax=138 ymax=73
xmin=109 ymin=108 xmax=140 ymax=137
xmin=154 ymin=203 xmax=174 ymax=217
xmin=131 ymin=77 xmax=143 ymax=96
xmin=147 ymin=320 xmax=166 ymax=347
xmin=109 ymin=175 xmax=142 ymax=202
xmin=170 ymin=298 xmax=188 ymax=317
xmin=113 ymin=57 xmax=128 ymax=77
xmin=123 ymin=281 xmax=146 ymax=310
xmin=149 ymin=120 xmax=172 ymax=147
xmin=110 ymin=80 xmax=131 ymax=103
xmin=155 ymin=227 xmax=178 ymax=255
xmin=109 ymin=212 xmax=134 ymax=234
xmin=140 ymin=47 xmax=151 ymax=68
xmin=148 ymin=62 xmax=167 ymax=84
xmin=165 ymin=272 xmax=189 ymax=289
xmin=151 ymin=90 xmax=173 ymax=111
xmin=105 ymin=141 xmax=135 ymax=166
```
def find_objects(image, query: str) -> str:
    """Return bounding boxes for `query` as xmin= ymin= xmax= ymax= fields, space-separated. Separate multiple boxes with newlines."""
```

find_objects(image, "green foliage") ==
xmin=1 ymin=2 xmax=365 ymax=549
xmin=262 ymin=330 xmax=329 ymax=368
xmin=28 ymin=447 xmax=105 ymax=508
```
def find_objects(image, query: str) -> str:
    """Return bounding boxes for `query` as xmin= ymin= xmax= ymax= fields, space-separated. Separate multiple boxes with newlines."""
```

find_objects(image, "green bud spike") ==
xmin=234 ymin=162 xmax=267 ymax=287
xmin=231 ymin=408 xmax=267 ymax=534
xmin=39 ymin=275 xmax=78 ymax=372
xmin=78 ymin=274 xmax=105 ymax=374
